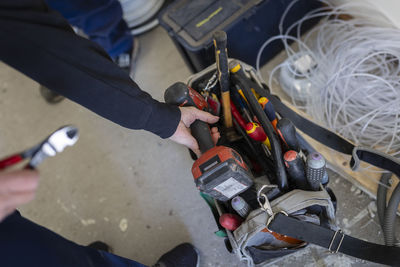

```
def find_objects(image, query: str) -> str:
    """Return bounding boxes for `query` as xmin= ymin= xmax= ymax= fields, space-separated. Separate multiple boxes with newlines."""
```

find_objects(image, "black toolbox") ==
xmin=159 ymin=0 xmax=322 ymax=73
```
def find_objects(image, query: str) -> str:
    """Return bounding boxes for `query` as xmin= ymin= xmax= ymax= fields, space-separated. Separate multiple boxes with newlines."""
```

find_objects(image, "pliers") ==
xmin=0 ymin=126 xmax=79 ymax=170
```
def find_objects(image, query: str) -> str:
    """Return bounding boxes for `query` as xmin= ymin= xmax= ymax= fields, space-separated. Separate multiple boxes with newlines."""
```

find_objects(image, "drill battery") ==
xmin=192 ymin=146 xmax=253 ymax=202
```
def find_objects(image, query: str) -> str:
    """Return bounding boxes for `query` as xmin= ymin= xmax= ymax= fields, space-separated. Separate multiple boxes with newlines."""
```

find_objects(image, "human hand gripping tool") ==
xmin=164 ymin=82 xmax=253 ymax=202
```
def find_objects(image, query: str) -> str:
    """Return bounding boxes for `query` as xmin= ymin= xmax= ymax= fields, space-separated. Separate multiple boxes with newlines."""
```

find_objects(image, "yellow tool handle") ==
xmin=221 ymin=91 xmax=233 ymax=128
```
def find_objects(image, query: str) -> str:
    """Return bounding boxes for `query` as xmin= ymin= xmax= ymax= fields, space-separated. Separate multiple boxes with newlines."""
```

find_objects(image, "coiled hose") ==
xmin=377 ymin=173 xmax=392 ymax=227
xmin=377 ymin=172 xmax=400 ymax=246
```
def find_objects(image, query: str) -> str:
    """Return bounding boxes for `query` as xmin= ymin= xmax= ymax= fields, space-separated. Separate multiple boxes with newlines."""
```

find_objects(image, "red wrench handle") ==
xmin=0 ymin=154 xmax=24 ymax=170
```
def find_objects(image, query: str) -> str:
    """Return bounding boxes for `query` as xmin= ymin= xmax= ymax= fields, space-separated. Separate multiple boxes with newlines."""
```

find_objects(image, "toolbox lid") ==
xmin=160 ymin=0 xmax=262 ymax=49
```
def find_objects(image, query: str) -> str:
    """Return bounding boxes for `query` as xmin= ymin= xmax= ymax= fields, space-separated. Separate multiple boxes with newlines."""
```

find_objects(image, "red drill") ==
xmin=164 ymin=82 xmax=253 ymax=201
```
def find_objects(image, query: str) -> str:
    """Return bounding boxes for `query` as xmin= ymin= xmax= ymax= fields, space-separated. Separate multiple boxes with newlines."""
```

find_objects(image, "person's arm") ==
xmin=0 ymin=0 xmax=179 ymax=138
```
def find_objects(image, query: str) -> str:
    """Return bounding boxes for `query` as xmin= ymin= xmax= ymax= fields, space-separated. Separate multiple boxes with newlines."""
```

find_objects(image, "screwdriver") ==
xmin=230 ymin=100 xmax=247 ymax=129
xmin=306 ymin=152 xmax=329 ymax=190
xmin=276 ymin=118 xmax=300 ymax=152
xmin=219 ymin=213 xmax=243 ymax=231
xmin=230 ymin=59 xmax=288 ymax=191
xmin=231 ymin=196 xmax=251 ymax=218
xmin=258 ymin=97 xmax=278 ymax=131
xmin=237 ymin=88 xmax=260 ymax=103
xmin=245 ymin=122 xmax=271 ymax=150
xmin=232 ymin=85 xmax=252 ymax=122
xmin=284 ymin=150 xmax=308 ymax=190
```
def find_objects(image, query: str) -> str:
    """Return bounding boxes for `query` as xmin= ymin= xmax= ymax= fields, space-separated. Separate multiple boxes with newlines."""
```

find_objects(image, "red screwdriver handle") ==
xmin=245 ymin=122 xmax=271 ymax=149
xmin=230 ymin=100 xmax=247 ymax=129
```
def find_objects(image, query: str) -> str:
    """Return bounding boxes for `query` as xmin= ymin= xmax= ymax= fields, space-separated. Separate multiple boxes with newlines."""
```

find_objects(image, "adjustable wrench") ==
xmin=0 ymin=125 xmax=79 ymax=169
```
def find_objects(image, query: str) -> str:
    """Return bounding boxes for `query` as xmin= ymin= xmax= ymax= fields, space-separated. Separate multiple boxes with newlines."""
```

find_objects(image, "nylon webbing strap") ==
xmin=351 ymin=147 xmax=400 ymax=179
xmin=254 ymin=87 xmax=354 ymax=154
xmin=253 ymin=85 xmax=400 ymax=177
xmin=269 ymin=213 xmax=400 ymax=266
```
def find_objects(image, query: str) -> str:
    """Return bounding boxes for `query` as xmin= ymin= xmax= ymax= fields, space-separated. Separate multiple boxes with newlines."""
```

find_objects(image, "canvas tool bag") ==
xmin=187 ymin=60 xmax=400 ymax=266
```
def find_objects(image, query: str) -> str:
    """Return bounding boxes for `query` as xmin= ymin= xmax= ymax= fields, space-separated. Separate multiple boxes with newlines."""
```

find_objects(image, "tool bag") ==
xmin=186 ymin=60 xmax=400 ymax=266
xmin=230 ymin=187 xmax=336 ymax=266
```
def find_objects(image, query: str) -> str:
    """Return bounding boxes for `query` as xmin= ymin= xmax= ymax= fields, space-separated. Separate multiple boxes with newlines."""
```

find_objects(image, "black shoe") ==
xmin=39 ymin=85 xmax=64 ymax=104
xmin=153 ymin=243 xmax=200 ymax=267
xmin=114 ymin=38 xmax=140 ymax=78
xmin=87 ymin=241 xmax=113 ymax=253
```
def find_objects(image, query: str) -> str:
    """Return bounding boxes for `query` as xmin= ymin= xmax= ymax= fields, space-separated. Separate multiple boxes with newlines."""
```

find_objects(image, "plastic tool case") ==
xmin=159 ymin=0 xmax=322 ymax=73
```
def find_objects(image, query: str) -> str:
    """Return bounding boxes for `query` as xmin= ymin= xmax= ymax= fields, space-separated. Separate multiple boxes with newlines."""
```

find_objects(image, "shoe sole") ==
xmin=193 ymin=247 xmax=200 ymax=267
xmin=39 ymin=86 xmax=65 ymax=104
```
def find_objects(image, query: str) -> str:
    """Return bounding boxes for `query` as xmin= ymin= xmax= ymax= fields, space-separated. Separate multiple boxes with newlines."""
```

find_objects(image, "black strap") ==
xmin=263 ymin=92 xmax=354 ymax=154
xmin=351 ymin=147 xmax=400 ymax=180
xmin=269 ymin=213 xmax=400 ymax=266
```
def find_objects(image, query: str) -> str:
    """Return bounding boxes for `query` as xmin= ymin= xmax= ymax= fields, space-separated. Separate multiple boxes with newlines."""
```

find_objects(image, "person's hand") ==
xmin=0 ymin=170 xmax=39 ymax=222
xmin=169 ymin=106 xmax=220 ymax=157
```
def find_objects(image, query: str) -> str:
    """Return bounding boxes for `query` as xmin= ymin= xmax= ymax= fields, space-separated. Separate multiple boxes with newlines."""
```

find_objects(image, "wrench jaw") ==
xmin=28 ymin=126 xmax=79 ymax=168
xmin=47 ymin=126 xmax=79 ymax=153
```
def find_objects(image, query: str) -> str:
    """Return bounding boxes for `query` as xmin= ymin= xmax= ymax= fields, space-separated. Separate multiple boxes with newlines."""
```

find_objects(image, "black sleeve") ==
xmin=0 ymin=0 xmax=181 ymax=138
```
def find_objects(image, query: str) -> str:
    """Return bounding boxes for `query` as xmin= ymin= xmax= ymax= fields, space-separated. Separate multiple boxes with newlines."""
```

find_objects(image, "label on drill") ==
xmin=213 ymin=177 xmax=247 ymax=199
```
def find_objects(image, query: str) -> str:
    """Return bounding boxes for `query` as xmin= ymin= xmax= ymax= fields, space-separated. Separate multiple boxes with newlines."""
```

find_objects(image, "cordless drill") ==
xmin=164 ymin=82 xmax=253 ymax=202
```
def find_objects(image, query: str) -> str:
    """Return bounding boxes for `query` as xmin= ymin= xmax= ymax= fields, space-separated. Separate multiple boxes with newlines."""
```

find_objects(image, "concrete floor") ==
xmin=0 ymin=26 xmax=398 ymax=266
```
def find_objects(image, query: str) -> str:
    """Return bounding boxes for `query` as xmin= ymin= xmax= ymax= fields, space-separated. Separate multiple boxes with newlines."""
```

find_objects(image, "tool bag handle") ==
xmin=269 ymin=213 xmax=400 ymax=266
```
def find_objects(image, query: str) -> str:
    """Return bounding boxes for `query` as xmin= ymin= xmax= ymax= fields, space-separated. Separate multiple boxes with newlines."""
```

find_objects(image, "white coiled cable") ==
xmin=257 ymin=0 xmax=400 ymax=157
